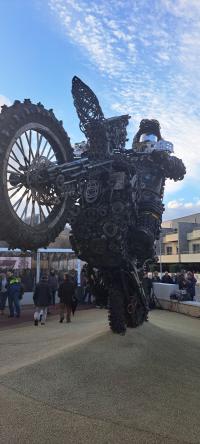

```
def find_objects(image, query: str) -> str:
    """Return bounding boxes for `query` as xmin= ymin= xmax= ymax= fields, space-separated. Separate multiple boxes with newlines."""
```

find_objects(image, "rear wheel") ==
xmin=0 ymin=100 xmax=73 ymax=250
xmin=108 ymin=285 xmax=126 ymax=335
xmin=125 ymin=295 xmax=147 ymax=328
xmin=123 ymin=270 xmax=148 ymax=328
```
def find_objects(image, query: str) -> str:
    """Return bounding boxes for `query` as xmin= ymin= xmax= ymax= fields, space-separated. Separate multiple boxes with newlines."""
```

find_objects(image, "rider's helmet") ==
xmin=132 ymin=119 xmax=162 ymax=147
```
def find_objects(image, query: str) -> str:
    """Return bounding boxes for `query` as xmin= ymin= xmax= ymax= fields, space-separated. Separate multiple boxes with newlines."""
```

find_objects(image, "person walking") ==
xmin=0 ymin=272 xmax=8 ymax=315
xmin=7 ymin=271 xmax=23 ymax=318
xmin=48 ymin=269 xmax=58 ymax=306
xmin=58 ymin=273 xmax=75 ymax=323
xmin=33 ymin=275 xmax=52 ymax=326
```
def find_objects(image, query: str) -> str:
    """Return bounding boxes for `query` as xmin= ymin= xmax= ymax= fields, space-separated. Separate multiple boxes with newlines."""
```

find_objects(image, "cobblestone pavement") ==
xmin=0 ymin=309 xmax=200 ymax=444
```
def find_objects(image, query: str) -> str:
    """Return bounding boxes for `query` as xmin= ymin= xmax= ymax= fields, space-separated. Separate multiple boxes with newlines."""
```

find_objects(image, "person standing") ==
xmin=142 ymin=272 xmax=153 ymax=308
xmin=7 ymin=271 xmax=23 ymax=318
xmin=176 ymin=272 xmax=186 ymax=290
xmin=48 ymin=269 xmax=58 ymax=306
xmin=33 ymin=275 xmax=52 ymax=325
xmin=152 ymin=271 xmax=161 ymax=282
xmin=83 ymin=277 xmax=92 ymax=304
xmin=171 ymin=273 xmax=177 ymax=284
xmin=58 ymin=273 xmax=75 ymax=323
xmin=185 ymin=271 xmax=197 ymax=301
xmin=161 ymin=271 xmax=173 ymax=284
xmin=0 ymin=272 xmax=8 ymax=315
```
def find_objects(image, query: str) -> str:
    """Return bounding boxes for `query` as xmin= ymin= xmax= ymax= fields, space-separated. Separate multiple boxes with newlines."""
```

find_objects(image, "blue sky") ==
xmin=0 ymin=0 xmax=200 ymax=220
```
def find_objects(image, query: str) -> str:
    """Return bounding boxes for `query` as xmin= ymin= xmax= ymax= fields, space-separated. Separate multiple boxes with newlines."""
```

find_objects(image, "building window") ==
xmin=192 ymin=244 xmax=200 ymax=253
xmin=176 ymin=246 xmax=179 ymax=253
xmin=166 ymin=246 xmax=172 ymax=255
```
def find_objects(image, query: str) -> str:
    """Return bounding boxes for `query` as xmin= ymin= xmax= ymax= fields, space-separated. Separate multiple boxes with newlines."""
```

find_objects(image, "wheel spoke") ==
xmin=25 ymin=130 xmax=34 ymax=162
xmin=39 ymin=204 xmax=46 ymax=223
xmin=30 ymin=198 xmax=36 ymax=226
xmin=13 ymin=188 xmax=29 ymax=211
xmin=46 ymin=206 xmax=51 ymax=214
xmin=15 ymin=139 xmax=29 ymax=166
xmin=10 ymin=150 xmax=24 ymax=168
xmin=40 ymin=139 xmax=49 ymax=157
xmin=21 ymin=192 xmax=32 ymax=221
xmin=9 ymin=184 xmax=23 ymax=200
xmin=46 ymin=146 xmax=53 ymax=159
xmin=19 ymin=136 xmax=29 ymax=163
xmin=8 ymin=163 xmax=21 ymax=174
xmin=48 ymin=153 xmax=56 ymax=161
xmin=35 ymin=133 xmax=43 ymax=158
xmin=7 ymin=185 xmax=21 ymax=192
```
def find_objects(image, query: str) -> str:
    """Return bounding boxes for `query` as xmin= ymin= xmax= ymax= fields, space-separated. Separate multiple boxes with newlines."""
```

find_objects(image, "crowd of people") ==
xmin=80 ymin=266 xmax=108 ymax=309
xmin=142 ymin=270 xmax=197 ymax=307
xmin=0 ymin=268 xmax=78 ymax=326
xmin=0 ymin=267 xmax=198 ymax=325
xmin=157 ymin=270 xmax=196 ymax=301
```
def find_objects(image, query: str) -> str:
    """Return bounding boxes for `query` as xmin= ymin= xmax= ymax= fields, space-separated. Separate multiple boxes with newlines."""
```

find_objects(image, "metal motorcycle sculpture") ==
xmin=0 ymin=77 xmax=186 ymax=334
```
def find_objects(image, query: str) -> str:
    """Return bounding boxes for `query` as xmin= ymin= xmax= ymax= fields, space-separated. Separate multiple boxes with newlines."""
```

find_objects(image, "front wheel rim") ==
xmin=6 ymin=125 xmax=64 ymax=227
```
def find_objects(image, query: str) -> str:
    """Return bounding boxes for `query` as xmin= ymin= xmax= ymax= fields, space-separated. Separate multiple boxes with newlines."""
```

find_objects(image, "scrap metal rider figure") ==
xmin=131 ymin=118 xmax=185 ymax=263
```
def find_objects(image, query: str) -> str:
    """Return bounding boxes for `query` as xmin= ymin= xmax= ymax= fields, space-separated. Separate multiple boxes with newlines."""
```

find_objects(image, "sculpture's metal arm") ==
xmin=150 ymin=151 xmax=186 ymax=181
xmin=165 ymin=155 xmax=186 ymax=181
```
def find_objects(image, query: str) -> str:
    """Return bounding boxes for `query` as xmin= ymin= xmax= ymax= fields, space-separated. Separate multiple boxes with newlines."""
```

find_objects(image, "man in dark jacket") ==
xmin=161 ymin=271 xmax=173 ymax=284
xmin=176 ymin=272 xmax=186 ymax=290
xmin=58 ymin=273 xmax=75 ymax=323
xmin=33 ymin=275 xmax=51 ymax=326
xmin=185 ymin=271 xmax=197 ymax=301
xmin=152 ymin=271 xmax=161 ymax=282
xmin=48 ymin=269 xmax=58 ymax=306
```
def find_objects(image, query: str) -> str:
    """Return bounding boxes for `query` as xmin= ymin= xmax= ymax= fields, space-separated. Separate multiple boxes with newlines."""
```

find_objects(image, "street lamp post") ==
xmin=159 ymin=238 xmax=163 ymax=278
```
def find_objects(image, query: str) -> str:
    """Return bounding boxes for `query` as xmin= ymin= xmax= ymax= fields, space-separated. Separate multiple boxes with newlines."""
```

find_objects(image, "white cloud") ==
xmin=0 ymin=95 xmax=11 ymax=111
xmin=167 ymin=200 xmax=183 ymax=209
xmin=167 ymin=199 xmax=200 ymax=210
xmin=161 ymin=0 xmax=200 ymax=19
xmin=164 ymin=198 xmax=200 ymax=220
xmin=184 ymin=203 xmax=193 ymax=209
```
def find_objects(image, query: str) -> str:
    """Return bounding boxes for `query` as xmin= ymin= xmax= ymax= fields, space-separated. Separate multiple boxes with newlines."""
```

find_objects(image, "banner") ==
xmin=0 ymin=257 xmax=31 ymax=270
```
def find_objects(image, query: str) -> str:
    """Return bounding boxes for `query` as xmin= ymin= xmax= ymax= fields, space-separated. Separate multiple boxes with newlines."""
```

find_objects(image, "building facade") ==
xmin=156 ymin=213 xmax=200 ymax=271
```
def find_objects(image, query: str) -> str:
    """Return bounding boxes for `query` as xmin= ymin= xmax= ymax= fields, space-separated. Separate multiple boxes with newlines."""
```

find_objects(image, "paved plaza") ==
xmin=0 ymin=308 xmax=200 ymax=444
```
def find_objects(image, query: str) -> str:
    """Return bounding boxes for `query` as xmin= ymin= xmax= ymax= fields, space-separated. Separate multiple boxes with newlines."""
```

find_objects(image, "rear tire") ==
xmin=125 ymin=296 xmax=147 ymax=328
xmin=124 ymin=271 xmax=148 ymax=328
xmin=108 ymin=286 xmax=126 ymax=335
